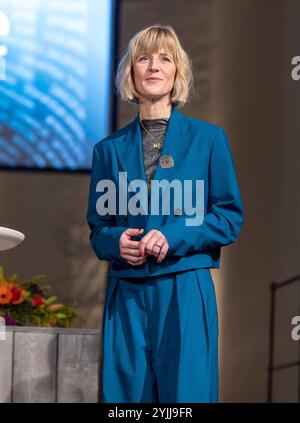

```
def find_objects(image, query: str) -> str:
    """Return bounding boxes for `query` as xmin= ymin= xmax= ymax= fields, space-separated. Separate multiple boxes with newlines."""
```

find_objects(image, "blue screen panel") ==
xmin=0 ymin=0 xmax=115 ymax=170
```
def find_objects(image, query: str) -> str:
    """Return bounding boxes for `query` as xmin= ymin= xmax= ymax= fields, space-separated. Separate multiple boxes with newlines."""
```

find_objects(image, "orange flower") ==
xmin=0 ymin=285 xmax=13 ymax=305
xmin=0 ymin=279 xmax=11 ymax=287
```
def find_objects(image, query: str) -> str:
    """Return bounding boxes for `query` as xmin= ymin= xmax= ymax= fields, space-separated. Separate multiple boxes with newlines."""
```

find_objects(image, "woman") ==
xmin=87 ymin=25 xmax=244 ymax=403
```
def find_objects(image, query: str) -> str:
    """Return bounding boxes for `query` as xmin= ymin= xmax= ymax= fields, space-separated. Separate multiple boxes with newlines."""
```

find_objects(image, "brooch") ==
xmin=159 ymin=155 xmax=174 ymax=168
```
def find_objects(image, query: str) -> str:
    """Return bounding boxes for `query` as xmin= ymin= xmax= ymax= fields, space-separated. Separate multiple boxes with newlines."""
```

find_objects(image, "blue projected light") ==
xmin=0 ymin=0 xmax=116 ymax=170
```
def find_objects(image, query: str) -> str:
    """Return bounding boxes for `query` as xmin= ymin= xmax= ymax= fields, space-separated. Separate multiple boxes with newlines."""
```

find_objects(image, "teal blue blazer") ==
xmin=87 ymin=105 xmax=244 ymax=278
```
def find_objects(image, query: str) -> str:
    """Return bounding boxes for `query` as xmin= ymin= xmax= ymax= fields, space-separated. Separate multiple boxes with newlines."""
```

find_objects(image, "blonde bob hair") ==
xmin=115 ymin=25 xmax=194 ymax=108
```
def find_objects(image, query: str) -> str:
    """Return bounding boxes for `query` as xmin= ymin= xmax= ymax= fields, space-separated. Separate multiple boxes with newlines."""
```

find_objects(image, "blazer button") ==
xmin=173 ymin=208 xmax=181 ymax=216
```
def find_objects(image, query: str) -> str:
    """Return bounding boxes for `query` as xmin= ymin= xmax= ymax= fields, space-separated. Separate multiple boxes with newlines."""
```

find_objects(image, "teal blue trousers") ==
xmin=101 ymin=268 xmax=219 ymax=403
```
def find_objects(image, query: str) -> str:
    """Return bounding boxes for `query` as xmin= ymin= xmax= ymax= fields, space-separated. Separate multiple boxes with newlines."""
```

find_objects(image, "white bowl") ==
xmin=0 ymin=227 xmax=25 ymax=251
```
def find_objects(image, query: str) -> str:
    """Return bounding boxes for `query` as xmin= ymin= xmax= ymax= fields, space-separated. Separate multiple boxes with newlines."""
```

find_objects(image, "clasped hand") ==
xmin=119 ymin=228 xmax=169 ymax=266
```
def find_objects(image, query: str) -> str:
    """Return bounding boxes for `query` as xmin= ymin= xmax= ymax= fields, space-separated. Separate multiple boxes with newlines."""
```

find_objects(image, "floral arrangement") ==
xmin=0 ymin=265 xmax=87 ymax=328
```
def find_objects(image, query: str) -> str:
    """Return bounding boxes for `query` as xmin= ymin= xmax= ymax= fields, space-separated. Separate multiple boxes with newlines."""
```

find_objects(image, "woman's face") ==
xmin=133 ymin=48 xmax=176 ymax=102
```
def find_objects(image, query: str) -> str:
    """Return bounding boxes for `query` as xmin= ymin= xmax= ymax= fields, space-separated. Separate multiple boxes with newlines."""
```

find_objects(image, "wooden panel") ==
xmin=0 ymin=331 xmax=13 ymax=403
xmin=57 ymin=334 xmax=100 ymax=403
xmin=13 ymin=332 xmax=57 ymax=403
xmin=0 ymin=327 xmax=101 ymax=403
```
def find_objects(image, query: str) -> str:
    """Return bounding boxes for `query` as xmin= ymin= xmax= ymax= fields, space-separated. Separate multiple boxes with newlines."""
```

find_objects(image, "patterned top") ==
xmin=140 ymin=118 xmax=169 ymax=197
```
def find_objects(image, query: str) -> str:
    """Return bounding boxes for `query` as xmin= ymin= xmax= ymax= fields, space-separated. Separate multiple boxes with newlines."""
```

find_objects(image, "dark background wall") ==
xmin=1 ymin=0 xmax=299 ymax=402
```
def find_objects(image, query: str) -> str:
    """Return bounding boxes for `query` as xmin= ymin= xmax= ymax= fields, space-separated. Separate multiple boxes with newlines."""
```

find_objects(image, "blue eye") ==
xmin=137 ymin=55 xmax=172 ymax=63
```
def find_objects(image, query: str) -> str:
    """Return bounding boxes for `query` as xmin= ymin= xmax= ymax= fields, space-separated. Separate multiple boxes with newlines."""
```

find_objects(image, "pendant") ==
xmin=153 ymin=142 xmax=161 ymax=149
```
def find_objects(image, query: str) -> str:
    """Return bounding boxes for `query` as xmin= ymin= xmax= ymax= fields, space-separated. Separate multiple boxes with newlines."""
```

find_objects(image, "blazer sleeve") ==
xmin=86 ymin=143 xmax=128 ymax=264
xmin=158 ymin=127 xmax=245 ymax=256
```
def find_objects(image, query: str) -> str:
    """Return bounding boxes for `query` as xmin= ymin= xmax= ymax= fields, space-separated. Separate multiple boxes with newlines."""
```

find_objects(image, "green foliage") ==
xmin=0 ymin=265 xmax=87 ymax=328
